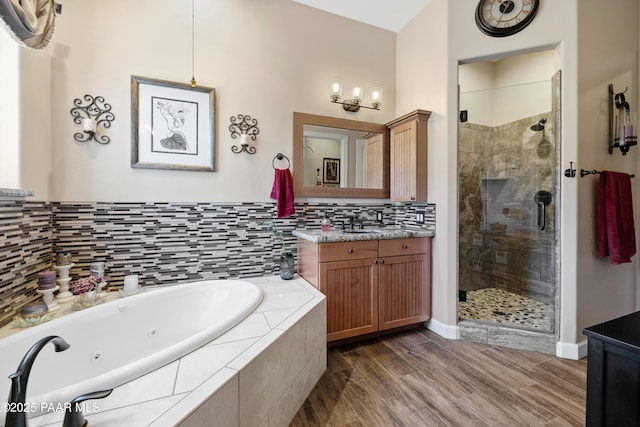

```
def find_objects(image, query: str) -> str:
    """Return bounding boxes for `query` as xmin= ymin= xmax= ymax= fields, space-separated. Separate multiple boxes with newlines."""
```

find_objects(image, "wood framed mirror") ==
xmin=293 ymin=112 xmax=389 ymax=198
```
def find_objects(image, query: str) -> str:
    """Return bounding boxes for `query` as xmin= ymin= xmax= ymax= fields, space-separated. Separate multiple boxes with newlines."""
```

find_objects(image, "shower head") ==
xmin=530 ymin=118 xmax=547 ymax=131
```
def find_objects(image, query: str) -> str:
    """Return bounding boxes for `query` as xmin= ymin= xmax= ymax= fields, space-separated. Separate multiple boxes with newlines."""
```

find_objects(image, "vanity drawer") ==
xmin=379 ymin=237 xmax=430 ymax=257
xmin=319 ymin=240 xmax=379 ymax=263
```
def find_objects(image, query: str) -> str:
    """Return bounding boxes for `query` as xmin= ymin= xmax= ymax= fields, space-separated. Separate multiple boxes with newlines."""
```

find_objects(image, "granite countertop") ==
xmin=0 ymin=188 xmax=34 ymax=198
xmin=292 ymin=226 xmax=435 ymax=243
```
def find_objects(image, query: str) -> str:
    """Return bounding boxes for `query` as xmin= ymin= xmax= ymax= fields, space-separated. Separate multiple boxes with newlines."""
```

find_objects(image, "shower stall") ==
xmin=457 ymin=53 xmax=561 ymax=352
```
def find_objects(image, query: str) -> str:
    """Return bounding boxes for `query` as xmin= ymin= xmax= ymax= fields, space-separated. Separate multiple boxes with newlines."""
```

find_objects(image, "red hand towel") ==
xmin=597 ymin=171 xmax=636 ymax=264
xmin=270 ymin=168 xmax=295 ymax=218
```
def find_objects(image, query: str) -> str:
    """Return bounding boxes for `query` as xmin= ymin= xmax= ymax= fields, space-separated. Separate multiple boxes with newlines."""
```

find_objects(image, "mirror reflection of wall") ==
xmin=303 ymin=131 xmax=344 ymax=187
xmin=303 ymin=125 xmax=380 ymax=189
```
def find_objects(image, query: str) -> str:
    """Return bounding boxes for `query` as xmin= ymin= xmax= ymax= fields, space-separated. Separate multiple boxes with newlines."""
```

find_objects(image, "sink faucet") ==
xmin=348 ymin=215 xmax=362 ymax=230
xmin=348 ymin=215 xmax=366 ymax=230
xmin=5 ymin=335 xmax=70 ymax=427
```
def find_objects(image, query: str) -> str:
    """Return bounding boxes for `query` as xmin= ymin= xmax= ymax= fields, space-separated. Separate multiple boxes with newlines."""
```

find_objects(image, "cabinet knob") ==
xmin=410 ymin=196 xmax=416 ymax=201
xmin=374 ymin=260 xmax=379 ymax=264
xmin=380 ymin=259 xmax=385 ymax=264
xmin=348 ymin=249 xmax=354 ymax=254
xmin=402 ymin=244 xmax=408 ymax=249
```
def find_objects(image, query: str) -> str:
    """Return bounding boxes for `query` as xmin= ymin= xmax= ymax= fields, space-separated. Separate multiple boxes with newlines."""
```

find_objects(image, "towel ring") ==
xmin=272 ymin=153 xmax=290 ymax=169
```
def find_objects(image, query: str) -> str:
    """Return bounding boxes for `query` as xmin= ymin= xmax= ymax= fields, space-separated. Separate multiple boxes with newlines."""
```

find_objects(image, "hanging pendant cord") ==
xmin=191 ymin=0 xmax=196 ymax=87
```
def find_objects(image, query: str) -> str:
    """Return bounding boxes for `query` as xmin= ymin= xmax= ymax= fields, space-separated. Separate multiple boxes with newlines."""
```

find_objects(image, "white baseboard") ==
xmin=556 ymin=339 xmax=588 ymax=360
xmin=425 ymin=319 xmax=459 ymax=339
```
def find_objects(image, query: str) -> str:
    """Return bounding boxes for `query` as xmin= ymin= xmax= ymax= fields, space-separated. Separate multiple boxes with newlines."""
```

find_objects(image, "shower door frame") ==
xmin=456 ymin=64 xmax=562 ymax=344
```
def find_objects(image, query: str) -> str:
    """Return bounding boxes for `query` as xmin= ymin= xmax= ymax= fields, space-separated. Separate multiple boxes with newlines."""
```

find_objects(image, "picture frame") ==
xmin=323 ymin=158 xmax=340 ymax=185
xmin=131 ymin=75 xmax=216 ymax=171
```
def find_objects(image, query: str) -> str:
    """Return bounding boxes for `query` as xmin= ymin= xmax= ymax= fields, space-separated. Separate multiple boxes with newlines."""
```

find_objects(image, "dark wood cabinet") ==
xmin=583 ymin=312 xmax=640 ymax=426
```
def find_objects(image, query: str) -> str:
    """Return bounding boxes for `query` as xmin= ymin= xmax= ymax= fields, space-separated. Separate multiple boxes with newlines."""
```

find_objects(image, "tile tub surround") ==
xmin=24 ymin=276 xmax=326 ymax=427
xmin=0 ymin=201 xmax=53 ymax=328
xmin=0 ymin=200 xmax=434 ymax=329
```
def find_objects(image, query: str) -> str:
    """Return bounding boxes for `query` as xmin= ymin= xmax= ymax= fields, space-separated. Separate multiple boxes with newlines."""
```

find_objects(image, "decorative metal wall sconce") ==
xmin=609 ymin=84 xmax=637 ymax=155
xmin=229 ymin=114 xmax=258 ymax=154
xmin=330 ymin=79 xmax=382 ymax=112
xmin=70 ymin=95 xmax=115 ymax=144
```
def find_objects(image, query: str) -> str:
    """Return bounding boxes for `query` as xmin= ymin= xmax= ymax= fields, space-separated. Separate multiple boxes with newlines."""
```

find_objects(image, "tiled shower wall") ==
xmin=0 ymin=200 xmax=434 ymax=327
xmin=458 ymin=112 xmax=556 ymax=304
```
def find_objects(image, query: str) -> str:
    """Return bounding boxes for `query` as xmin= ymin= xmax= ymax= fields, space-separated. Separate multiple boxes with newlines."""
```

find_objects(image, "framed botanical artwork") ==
xmin=131 ymin=75 xmax=216 ymax=171
xmin=323 ymin=158 xmax=340 ymax=185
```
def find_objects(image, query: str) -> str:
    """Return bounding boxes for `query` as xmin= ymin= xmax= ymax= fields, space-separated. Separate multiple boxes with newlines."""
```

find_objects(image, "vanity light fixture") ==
xmin=70 ymin=95 xmax=115 ymax=144
xmin=229 ymin=114 xmax=259 ymax=154
xmin=329 ymin=79 xmax=383 ymax=112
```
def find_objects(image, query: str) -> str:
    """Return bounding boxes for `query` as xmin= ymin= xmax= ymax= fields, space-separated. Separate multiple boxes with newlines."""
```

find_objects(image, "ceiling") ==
xmin=290 ymin=0 xmax=433 ymax=32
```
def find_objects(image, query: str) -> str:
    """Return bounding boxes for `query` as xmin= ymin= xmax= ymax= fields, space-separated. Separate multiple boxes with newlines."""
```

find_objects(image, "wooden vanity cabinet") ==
xmin=297 ymin=237 xmax=431 ymax=342
xmin=317 ymin=240 xmax=379 ymax=341
xmin=378 ymin=238 xmax=431 ymax=330
xmin=386 ymin=109 xmax=431 ymax=202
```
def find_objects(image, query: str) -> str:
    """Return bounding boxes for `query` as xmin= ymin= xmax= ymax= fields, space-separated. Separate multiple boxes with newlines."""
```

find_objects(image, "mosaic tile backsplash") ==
xmin=0 ymin=200 xmax=435 ymax=327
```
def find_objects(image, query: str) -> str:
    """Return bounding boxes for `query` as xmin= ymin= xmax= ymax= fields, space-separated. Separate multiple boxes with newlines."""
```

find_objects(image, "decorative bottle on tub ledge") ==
xmin=280 ymin=253 xmax=295 ymax=280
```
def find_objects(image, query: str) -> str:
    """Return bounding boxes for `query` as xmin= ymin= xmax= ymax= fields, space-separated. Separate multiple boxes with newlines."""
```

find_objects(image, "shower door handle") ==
xmin=534 ymin=190 xmax=552 ymax=231
xmin=537 ymin=202 xmax=546 ymax=230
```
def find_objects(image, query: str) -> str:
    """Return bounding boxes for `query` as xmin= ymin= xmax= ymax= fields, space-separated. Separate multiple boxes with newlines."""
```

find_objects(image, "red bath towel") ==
xmin=271 ymin=168 xmax=295 ymax=218
xmin=597 ymin=171 xmax=636 ymax=264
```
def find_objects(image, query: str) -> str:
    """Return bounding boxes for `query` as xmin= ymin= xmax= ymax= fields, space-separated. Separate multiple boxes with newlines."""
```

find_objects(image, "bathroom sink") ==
xmin=341 ymin=229 xmax=382 ymax=234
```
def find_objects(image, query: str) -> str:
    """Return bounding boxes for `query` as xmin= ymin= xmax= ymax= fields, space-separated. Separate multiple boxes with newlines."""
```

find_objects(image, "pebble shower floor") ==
xmin=458 ymin=287 xmax=551 ymax=331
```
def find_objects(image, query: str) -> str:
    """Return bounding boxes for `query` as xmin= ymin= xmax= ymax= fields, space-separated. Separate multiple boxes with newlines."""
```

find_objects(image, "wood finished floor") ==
xmin=290 ymin=328 xmax=587 ymax=427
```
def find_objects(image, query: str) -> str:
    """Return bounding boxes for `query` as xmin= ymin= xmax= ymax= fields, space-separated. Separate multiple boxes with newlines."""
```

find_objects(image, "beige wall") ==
xmin=15 ymin=0 xmax=396 ymax=202
xmin=396 ymin=0 xmax=453 ymax=338
xmin=0 ymin=29 xmax=52 ymax=198
xmin=460 ymin=50 xmax=555 ymax=127
xmin=397 ymin=0 xmax=640 ymax=352
xmin=0 ymin=29 xmax=20 ymax=190
xmin=576 ymin=0 xmax=639 ymax=340
xmin=7 ymin=0 xmax=640 ymax=353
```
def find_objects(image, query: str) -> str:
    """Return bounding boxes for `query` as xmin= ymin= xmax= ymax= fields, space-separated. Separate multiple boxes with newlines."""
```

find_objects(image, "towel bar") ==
xmin=580 ymin=169 xmax=635 ymax=178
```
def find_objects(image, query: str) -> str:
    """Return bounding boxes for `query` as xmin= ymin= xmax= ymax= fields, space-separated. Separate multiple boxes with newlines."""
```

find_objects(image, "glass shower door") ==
xmin=457 ymin=73 xmax=560 ymax=333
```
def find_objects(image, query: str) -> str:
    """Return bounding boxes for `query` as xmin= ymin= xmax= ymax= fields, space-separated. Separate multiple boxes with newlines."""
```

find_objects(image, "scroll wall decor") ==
xmin=70 ymin=95 xmax=115 ymax=144
xmin=229 ymin=114 xmax=259 ymax=154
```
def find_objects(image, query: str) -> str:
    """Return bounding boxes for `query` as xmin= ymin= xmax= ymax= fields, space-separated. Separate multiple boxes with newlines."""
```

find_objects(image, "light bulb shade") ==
xmin=371 ymin=87 xmax=383 ymax=102
xmin=352 ymin=85 xmax=362 ymax=101
xmin=371 ymin=87 xmax=383 ymax=109
xmin=330 ymin=79 xmax=342 ymax=101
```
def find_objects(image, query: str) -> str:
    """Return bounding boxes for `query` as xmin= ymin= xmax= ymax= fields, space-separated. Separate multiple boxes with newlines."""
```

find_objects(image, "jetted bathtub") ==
xmin=0 ymin=279 xmax=262 ymax=420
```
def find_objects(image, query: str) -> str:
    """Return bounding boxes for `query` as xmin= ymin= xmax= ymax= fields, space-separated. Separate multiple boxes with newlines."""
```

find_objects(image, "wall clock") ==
xmin=475 ymin=0 xmax=540 ymax=37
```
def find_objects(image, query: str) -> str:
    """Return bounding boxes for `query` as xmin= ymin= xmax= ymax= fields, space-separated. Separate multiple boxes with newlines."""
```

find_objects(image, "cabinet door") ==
xmin=390 ymin=120 xmax=418 ymax=202
xmin=378 ymin=253 xmax=430 ymax=330
xmin=364 ymin=133 xmax=384 ymax=189
xmin=320 ymin=258 xmax=378 ymax=341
